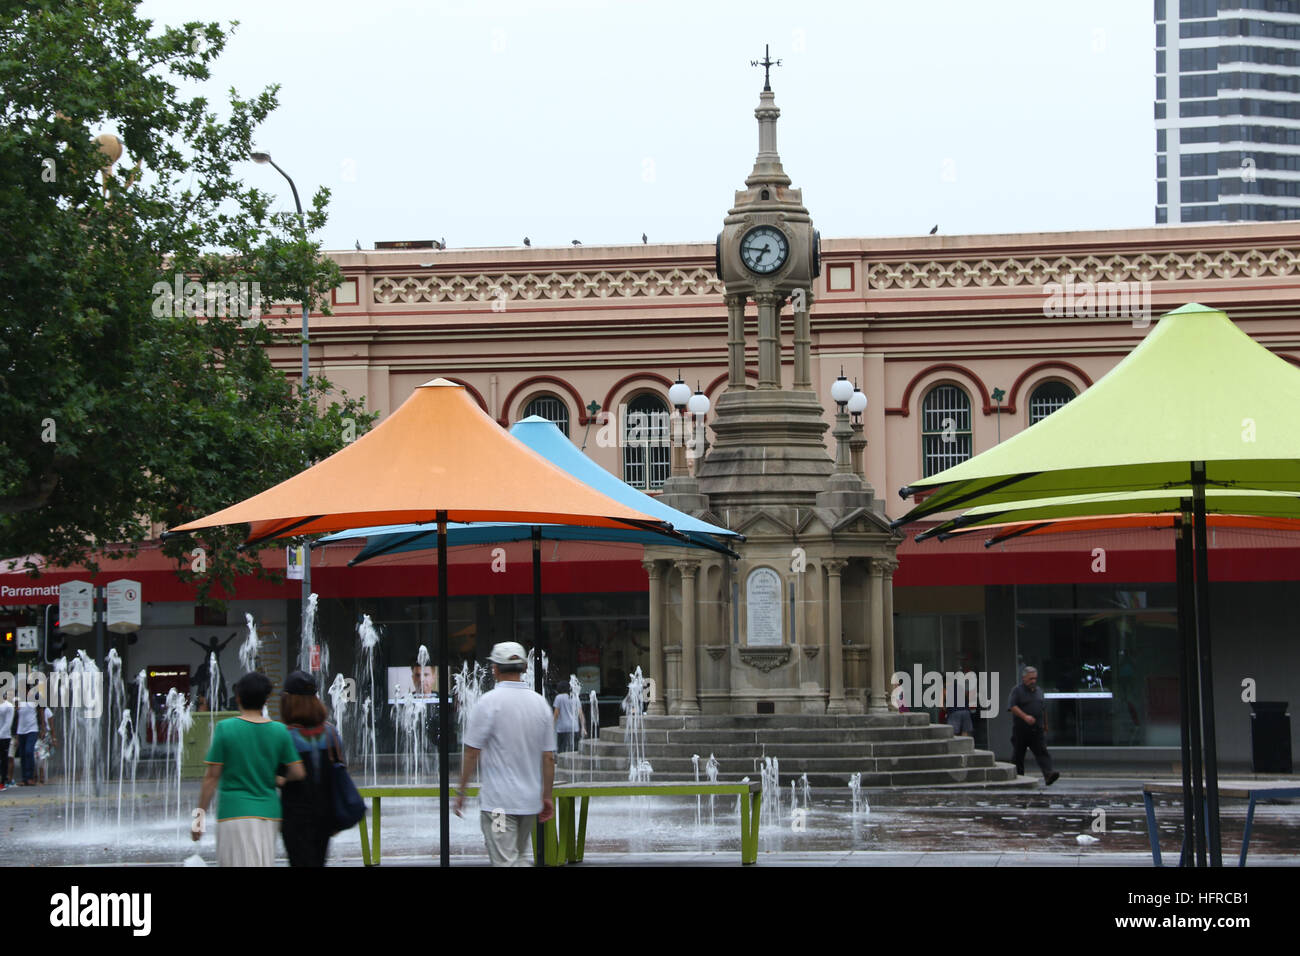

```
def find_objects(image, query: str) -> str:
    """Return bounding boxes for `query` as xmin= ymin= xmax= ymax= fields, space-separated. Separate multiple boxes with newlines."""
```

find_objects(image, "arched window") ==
xmin=1028 ymin=381 xmax=1076 ymax=425
xmin=523 ymin=394 xmax=570 ymax=436
xmin=623 ymin=393 xmax=671 ymax=489
xmin=921 ymin=384 xmax=972 ymax=478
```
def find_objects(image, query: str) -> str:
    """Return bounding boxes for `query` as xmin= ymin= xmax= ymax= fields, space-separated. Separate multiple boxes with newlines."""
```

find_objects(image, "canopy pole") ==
xmin=1191 ymin=463 xmax=1223 ymax=866
xmin=533 ymin=526 xmax=545 ymax=866
xmin=1174 ymin=507 xmax=1200 ymax=866
xmin=438 ymin=510 xmax=450 ymax=868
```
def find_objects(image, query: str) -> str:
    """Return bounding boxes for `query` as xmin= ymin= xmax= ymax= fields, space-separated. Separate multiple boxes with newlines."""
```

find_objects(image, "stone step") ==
xmin=556 ymin=751 xmax=997 ymax=774
xmin=597 ymin=725 xmax=956 ymax=745
xmin=575 ymin=737 xmax=975 ymax=760
xmin=553 ymin=762 xmax=1026 ymax=789
xmin=632 ymin=713 xmax=932 ymax=730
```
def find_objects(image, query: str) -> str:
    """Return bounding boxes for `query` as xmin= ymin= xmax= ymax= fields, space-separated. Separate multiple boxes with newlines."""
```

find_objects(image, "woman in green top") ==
xmin=194 ymin=672 xmax=304 ymax=866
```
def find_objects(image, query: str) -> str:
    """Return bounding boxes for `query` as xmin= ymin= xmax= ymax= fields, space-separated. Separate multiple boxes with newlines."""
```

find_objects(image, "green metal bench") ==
xmin=354 ymin=780 xmax=763 ymax=866
xmin=551 ymin=780 xmax=763 ymax=865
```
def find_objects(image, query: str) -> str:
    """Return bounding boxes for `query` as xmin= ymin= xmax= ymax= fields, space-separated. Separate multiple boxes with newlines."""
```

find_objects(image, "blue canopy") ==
xmin=317 ymin=417 xmax=739 ymax=562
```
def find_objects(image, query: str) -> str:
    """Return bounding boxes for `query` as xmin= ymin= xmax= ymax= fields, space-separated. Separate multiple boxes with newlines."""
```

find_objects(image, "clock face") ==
xmin=739 ymin=226 xmax=789 ymax=275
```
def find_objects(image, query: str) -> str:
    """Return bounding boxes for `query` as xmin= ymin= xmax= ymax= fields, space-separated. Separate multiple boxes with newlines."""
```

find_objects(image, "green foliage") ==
xmin=0 ymin=0 xmax=377 ymax=604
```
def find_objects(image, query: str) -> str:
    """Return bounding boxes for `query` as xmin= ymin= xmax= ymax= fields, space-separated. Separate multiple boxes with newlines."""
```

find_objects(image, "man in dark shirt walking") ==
xmin=1007 ymin=666 xmax=1060 ymax=786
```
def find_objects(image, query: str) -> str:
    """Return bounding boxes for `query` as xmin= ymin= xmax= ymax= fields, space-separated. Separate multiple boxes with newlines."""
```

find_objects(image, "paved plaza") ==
xmin=3 ymin=774 xmax=1296 ymax=867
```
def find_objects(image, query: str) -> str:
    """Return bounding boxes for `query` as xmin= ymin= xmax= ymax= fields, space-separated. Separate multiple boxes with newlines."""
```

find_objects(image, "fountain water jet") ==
xmin=238 ymin=613 xmax=261 ymax=673
xmin=621 ymin=668 xmax=651 ymax=783
xmin=356 ymin=615 xmax=382 ymax=785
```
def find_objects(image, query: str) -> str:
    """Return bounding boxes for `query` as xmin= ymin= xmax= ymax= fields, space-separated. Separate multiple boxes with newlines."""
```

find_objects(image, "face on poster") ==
xmin=387 ymin=665 xmax=438 ymax=704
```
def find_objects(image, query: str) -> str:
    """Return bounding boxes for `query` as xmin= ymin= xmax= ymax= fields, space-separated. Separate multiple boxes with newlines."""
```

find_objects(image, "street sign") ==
xmin=106 ymin=579 xmax=142 ymax=634
xmin=58 ymin=581 xmax=93 ymax=635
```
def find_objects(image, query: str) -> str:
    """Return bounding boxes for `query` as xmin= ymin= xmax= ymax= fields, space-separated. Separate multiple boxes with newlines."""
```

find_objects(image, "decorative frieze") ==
xmin=865 ymin=247 xmax=1299 ymax=291
xmin=739 ymin=646 xmax=792 ymax=672
xmin=372 ymin=267 xmax=724 ymax=305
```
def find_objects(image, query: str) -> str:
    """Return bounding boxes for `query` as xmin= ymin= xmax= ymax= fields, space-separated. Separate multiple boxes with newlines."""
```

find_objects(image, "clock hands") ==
xmin=742 ymin=241 xmax=773 ymax=263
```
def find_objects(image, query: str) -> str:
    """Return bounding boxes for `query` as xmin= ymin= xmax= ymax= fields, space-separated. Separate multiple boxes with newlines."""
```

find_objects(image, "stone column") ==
xmin=755 ymin=292 xmax=782 ymax=389
xmin=882 ymin=559 xmax=898 ymax=685
xmin=824 ymin=559 xmax=847 ymax=714
xmin=726 ymin=293 xmax=747 ymax=388
xmin=675 ymin=559 xmax=701 ymax=715
xmin=643 ymin=559 xmax=666 ymax=715
xmin=868 ymin=560 xmax=889 ymax=713
xmin=793 ymin=290 xmax=813 ymax=389
xmin=850 ymin=420 xmax=867 ymax=481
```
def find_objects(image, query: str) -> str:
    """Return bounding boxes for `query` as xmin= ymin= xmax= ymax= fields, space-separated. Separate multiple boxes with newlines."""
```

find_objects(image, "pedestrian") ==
xmin=943 ymin=679 xmax=974 ymax=738
xmin=13 ymin=694 xmax=46 ymax=786
xmin=193 ymin=671 xmax=305 ymax=866
xmin=0 ymin=693 xmax=13 ymax=790
xmin=453 ymin=642 xmax=555 ymax=867
xmin=1007 ymin=666 xmax=1059 ymax=786
xmin=553 ymin=680 xmax=587 ymax=753
xmin=279 ymin=670 xmax=344 ymax=866
xmin=35 ymin=704 xmax=56 ymax=785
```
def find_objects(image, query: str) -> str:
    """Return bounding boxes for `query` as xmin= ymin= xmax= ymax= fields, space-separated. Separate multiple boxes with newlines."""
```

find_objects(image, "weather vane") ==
xmin=750 ymin=43 xmax=781 ymax=92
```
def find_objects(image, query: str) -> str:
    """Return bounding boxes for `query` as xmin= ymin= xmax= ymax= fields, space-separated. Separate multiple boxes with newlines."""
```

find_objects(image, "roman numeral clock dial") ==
xmin=739 ymin=225 xmax=789 ymax=275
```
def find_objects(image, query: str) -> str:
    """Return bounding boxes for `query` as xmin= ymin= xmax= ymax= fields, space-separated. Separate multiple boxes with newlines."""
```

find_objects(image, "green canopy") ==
xmin=917 ymin=488 xmax=1300 ymax=540
xmin=893 ymin=303 xmax=1300 ymax=869
xmin=894 ymin=304 xmax=1300 ymax=526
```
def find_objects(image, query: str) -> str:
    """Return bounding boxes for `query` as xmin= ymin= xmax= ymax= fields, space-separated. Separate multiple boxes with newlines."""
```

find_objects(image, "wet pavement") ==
xmin=2 ymin=773 xmax=1297 ymax=866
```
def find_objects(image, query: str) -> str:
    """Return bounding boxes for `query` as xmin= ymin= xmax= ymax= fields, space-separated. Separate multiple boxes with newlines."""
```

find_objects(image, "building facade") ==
xmin=1157 ymin=0 xmax=1300 ymax=224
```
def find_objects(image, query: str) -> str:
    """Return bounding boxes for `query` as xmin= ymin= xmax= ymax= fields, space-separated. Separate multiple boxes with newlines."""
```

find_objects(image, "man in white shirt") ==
xmin=454 ymin=642 xmax=555 ymax=866
xmin=13 ymin=695 xmax=45 ymax=786
xmin=0 ymin=693 xmax=13 ymax=790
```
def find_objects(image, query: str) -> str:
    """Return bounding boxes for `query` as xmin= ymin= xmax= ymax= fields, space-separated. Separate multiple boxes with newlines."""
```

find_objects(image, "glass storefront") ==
xmin=1014 ymin=584 xmax=1180 ymax=747
xmin=894 ymin=612 xmax=988 ymax=748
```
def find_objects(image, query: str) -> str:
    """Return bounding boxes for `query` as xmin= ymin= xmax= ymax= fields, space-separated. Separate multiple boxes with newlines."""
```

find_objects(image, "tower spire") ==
xmin=750 ymin=43 xmax=781 ymax=92
xmin=745 ymin=46 xmax=791 ymax=189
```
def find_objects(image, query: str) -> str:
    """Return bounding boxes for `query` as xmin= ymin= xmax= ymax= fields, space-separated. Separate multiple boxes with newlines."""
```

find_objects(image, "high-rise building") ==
xmin=1156 ymin=0 xmax=1300 ymax=224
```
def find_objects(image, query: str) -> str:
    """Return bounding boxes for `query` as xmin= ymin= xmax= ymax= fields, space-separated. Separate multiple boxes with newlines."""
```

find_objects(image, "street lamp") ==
xmin=668 ymin=371 xmax=692 ymax=477
xmin=829 ymin=368 xmax=854 ymax=474
xmin=687 ymin=383 xmax=710 ymax=464
xmin=848 ymin=381 xmax=869 ymax=479
xmin=252 ymin=149 xmax=314 ymax=661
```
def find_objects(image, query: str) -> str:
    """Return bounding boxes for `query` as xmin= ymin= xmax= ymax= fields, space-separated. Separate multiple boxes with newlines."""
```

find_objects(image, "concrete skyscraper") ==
xmin=1156 ymin=0 xmax=1300 ymax=224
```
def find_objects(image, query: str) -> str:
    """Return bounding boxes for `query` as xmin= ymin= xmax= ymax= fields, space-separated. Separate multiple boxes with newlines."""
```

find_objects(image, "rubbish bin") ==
xmin=182 ymin=711 xmax=238 ymax=779
xmin=1250 ymin=701 xmax=1292 ymax=774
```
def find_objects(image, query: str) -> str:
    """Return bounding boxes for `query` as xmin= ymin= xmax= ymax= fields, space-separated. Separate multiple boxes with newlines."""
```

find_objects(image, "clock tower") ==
xmin=694 ymin=56 xmax=837 ymax=514
xmin=645 ymin=53 xmax=899 ymax=718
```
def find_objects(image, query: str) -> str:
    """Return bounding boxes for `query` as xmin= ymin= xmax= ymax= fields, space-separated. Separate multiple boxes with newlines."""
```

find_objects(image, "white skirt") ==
xmin=217 ymin=818 xmax=280 ymax=867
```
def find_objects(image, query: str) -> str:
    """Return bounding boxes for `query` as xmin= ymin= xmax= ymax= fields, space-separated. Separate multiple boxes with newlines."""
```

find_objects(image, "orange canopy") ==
xmin=167 ymin=379 xmax=670 ymax=545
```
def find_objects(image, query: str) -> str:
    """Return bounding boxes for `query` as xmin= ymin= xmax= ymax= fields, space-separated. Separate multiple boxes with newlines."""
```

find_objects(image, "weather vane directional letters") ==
xmin=750 ymin=43 xmax=781 ymax=91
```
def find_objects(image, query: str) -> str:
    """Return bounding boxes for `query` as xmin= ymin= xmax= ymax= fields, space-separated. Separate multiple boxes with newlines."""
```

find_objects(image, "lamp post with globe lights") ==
xmin=687 ymin=383 xmax=711 ymax=465
xmin=668 ymin=372 xmax=693 ymax=478
xmin=848 ymin=381 xmax=869 ymax=480
xmin=250 ymin=150 xmax=314 ymax=656
xmin=829 ymin=369 xmax=855 ymax=474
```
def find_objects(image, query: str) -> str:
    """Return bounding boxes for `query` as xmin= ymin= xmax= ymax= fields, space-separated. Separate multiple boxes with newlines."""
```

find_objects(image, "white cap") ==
xmin=488 ymin=642 xmax=528 ymax=666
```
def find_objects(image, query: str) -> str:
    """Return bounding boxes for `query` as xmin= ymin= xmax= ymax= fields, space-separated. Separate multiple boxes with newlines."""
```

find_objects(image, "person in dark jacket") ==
xmin=279 ymin=670 xmax=345 ymax=866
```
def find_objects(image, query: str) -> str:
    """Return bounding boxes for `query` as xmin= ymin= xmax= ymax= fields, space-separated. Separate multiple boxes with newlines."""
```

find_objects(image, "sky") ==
xmin=136 ymin=0 xmax=1156 ymax=251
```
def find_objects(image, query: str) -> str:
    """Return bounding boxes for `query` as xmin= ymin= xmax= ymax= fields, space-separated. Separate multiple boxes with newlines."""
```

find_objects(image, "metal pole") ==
xmin=533 ymin=527 xmax=545 ymax=865
xmin=1174 ymin=510 xmax=1198 ymax=866
xmin=1191 ymin=462 xmax=1223 ymax=866
xmin=437 ymin=511 xmax=450 ymax=868
xmin=1181 ymin=498 xmax=1207 ymax=866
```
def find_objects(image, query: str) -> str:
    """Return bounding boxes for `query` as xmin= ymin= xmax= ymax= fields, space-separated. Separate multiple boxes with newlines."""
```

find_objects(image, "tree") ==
xmin=0 ymin=0 xmax=377 ymax=602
